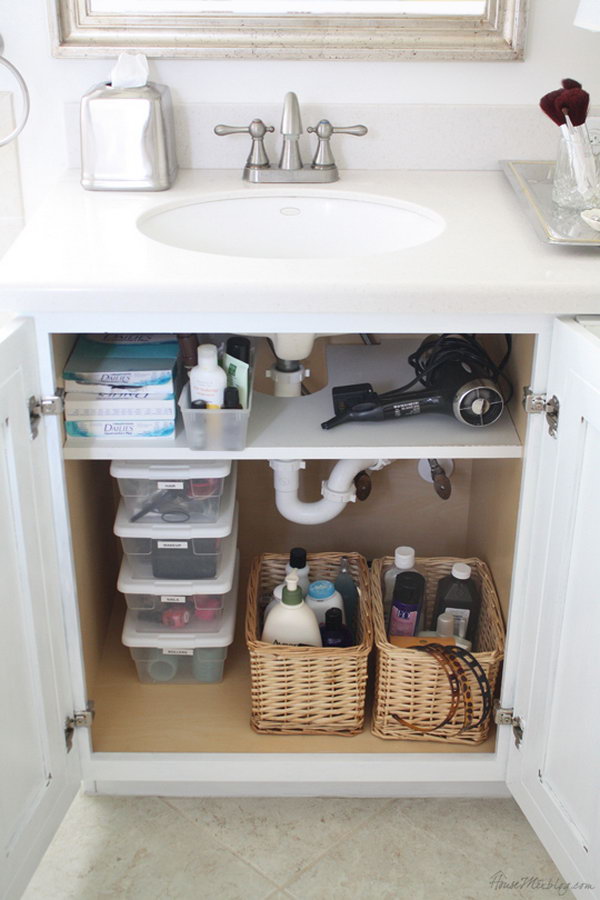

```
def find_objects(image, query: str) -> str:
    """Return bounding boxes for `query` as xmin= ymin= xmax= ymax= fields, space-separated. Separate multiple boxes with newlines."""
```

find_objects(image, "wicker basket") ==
xmin=246 ymin=552 xmax=372 ymax=736
xmin=371 ymin=557 xmax=505 ymax=744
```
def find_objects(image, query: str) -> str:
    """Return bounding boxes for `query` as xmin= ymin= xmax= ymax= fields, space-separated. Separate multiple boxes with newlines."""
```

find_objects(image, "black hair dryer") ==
xmin=322 ymin=358 xmax=505 ymax=430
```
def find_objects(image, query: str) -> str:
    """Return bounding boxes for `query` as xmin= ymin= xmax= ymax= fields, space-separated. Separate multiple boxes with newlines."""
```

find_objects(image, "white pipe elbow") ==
xmin=269 ymin=458 xmax=390 ymax=525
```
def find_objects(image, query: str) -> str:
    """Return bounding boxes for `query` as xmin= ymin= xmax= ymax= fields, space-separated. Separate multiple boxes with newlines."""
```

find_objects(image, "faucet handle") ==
xmin=214 ymin=118 xmax=275 ymax=169
xmin=307 ymin=119 xmax=368 ymax=169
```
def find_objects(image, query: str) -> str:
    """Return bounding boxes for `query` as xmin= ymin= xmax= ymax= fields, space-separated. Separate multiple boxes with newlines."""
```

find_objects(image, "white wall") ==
xmin=1 ymin=0 xmax=599 ymax=213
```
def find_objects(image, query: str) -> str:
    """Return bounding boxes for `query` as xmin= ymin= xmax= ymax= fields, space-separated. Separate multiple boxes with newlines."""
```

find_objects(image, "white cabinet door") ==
xmin=508 ymin=317 xmax=600 ymax=898
xmin=0 ymin=317 xmax=79 ymax=900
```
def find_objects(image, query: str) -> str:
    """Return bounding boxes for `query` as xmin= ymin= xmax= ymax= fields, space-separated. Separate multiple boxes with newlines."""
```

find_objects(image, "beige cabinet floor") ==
xmin=23 ymin=794 xmax=570 ymax=899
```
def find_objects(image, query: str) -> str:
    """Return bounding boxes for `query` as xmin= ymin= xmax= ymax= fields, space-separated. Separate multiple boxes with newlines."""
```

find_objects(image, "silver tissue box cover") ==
xmin=80 ymin=81 xmax=178 ymax=191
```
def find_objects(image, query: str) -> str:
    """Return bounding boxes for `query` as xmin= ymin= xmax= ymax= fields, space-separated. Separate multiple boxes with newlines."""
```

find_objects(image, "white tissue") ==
xmin=110 ymin=52 xmax=149 ymax=89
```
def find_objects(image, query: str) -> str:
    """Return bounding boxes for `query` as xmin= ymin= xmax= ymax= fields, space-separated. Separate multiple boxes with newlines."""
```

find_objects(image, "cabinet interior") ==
xmin=54 ymin=332 xmax=534 ymax=756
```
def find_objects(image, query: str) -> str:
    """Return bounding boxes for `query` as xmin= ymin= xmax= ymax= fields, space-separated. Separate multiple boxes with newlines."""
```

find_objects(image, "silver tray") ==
xmin=500 ymin=160 xmax=600 ymax=247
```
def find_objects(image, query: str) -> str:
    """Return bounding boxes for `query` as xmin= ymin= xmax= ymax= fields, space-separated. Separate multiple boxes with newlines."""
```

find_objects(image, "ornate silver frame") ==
xmin=50 ymin=0 xmax=527 ymax=60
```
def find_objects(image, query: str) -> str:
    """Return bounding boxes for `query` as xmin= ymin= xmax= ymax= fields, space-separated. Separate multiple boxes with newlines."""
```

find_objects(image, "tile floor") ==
xmin=22 ymin=794 xmax=575 ymax=900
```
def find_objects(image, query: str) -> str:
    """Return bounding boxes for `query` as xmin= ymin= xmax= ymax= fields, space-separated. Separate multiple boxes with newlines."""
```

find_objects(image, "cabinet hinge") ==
xmin=493 ymin=702 xmax=524 ymax=748
xmin=29 ymin=389 xmax=64 ymax=439
xmin=64 ymin=702 xmax=95 ymax=753
xmin=522 ymin=387 xmax=559 ymax=438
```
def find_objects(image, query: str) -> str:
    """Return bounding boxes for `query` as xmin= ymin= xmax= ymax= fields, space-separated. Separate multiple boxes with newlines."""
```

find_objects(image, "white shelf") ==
xmin=63 ymin=340 xmax=523 ymax=461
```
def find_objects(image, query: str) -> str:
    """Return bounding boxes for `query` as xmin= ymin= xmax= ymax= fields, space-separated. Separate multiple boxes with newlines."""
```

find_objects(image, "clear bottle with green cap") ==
xmin=261 ymin=572 xmax=322 ymax=646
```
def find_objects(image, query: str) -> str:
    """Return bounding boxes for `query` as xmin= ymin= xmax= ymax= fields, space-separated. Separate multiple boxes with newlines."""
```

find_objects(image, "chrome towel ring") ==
xmin=0 ymin=36 xmax=30 ymax=147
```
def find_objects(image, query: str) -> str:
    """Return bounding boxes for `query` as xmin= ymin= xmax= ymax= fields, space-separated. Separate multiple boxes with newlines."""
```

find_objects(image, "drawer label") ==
xmin=163 ymin=649 xmax=194 ymax=656
xmin=160 ymin=595 xmax=186 ymax=604
xmin=157 ymin=540 xmax=189 ymax=549
xmin=157 ymin=481 xmax=184 ymax=490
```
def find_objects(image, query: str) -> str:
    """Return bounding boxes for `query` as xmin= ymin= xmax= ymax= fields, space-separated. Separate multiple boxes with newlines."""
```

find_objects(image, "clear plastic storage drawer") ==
xmin=114 ymin=470 xmax=237 ymax=580
xmin=110 ymin=459 xmax=232 ymax=524
xmin=117 ymin=528 xmax=238 ymax=633
xmin=122 ymin=554 xmax=239 ymax=684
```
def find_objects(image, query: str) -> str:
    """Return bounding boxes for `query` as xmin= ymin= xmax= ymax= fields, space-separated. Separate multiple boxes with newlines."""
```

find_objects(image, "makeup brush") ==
xmin=540 ymin=88 xmax=567 ymax=125
xmin=540 ymin=78 xmax=598 ymax=202
xmin=562 ymin=78 xmax=582 ymax=89
xmin=557 ymin=87 xmax=590 ymax=127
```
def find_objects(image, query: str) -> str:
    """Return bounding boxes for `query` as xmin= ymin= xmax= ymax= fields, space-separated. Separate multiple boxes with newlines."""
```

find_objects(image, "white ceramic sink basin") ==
xmin=137 ymin=191 xmax=445 ymax=260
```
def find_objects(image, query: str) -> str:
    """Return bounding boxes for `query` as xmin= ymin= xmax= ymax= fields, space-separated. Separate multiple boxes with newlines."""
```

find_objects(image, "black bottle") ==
xmin=320 ymin=607 xmax=354 ymax=647
xmin=433 ymin=562 xmax=481 ymax=644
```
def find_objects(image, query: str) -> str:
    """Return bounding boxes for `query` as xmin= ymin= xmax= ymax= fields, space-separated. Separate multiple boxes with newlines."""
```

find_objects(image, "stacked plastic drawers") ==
xmin=112 ymin=460 xmax=239 ymax=684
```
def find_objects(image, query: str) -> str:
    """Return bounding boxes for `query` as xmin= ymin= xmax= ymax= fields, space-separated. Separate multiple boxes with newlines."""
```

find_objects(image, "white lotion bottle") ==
xmin=383 ymin=547 xmax=418 ymax=622
xmin=189 ymin=343 xmax=227 ymax=409
xmin=262 ymin=572 xmax=322 ymax=647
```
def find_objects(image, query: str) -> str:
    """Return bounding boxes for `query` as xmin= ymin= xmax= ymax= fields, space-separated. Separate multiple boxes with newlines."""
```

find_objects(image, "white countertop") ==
xmin=0 ymin=169 xmax=598 ymax=320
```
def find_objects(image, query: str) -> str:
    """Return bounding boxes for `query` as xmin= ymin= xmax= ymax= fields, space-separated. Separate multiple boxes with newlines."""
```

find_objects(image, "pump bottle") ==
xmin=262 ymin=573 xmax=321 ymax=647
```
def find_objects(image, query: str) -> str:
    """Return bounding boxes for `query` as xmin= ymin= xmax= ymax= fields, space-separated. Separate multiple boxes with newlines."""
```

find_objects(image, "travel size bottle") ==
xmin=189 ymin=343 xmax=227 ymax=409
xmin=320 ymin=608 xmax=354 ymax=648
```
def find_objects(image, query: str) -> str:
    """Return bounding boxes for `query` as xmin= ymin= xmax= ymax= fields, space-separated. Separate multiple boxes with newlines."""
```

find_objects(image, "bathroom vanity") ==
xmin=1 ymin=169 xmax=599 ymax=897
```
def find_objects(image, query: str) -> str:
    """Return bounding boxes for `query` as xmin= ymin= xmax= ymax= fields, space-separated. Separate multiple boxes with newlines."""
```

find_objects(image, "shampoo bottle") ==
xmin=388 ymin=570 xmax=426 ymax=638
xmin=383 ymin=547 xmax=419 ymax=624
xmin=433 ymin=562 xmax=481 ymax=644
xmin=189 ymin=343 xmax=227 ymax=409
xmin=261 ymin=573 xmax=321 ymax=647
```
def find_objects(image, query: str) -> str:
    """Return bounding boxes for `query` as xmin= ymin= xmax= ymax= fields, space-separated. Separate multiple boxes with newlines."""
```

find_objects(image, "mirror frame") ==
xmin=50 ymin=0 xmax=527 ymax=60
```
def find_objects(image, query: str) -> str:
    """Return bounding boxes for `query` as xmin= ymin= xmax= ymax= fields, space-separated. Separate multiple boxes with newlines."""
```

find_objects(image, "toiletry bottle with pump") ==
xmin=383 ymin=547 xmax=419 ymax=623
xmin=262 ymin=573 xmax=321 ymax=647
xmin=263 ymin=581 xmax=286 ymax=621
xmin=334 ymin=556 xmax=359 ymax=641
xmin=320 ymin=608 xmax=354 ymax=648
xmin=433 ymin=562 xmax=481 ymax=644
xmin=285 ymin=547 xmax=310 ymax=595
xmin=388 ymin=571 xmax=426 ymax=638
xmin=306 ymin=580 xmax=345 ymax=626
xmin=264 ymin=552 xmax=310 ymax=620
xmin=189 ymin=344 xmax=227 ymax=409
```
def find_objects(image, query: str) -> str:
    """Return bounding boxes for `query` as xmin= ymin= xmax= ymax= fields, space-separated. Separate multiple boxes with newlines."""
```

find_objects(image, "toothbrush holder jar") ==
xmin=246 ymin=552 xmax=372 ymax=736
xmin=370 ymin=556 xmax=505 ymax=744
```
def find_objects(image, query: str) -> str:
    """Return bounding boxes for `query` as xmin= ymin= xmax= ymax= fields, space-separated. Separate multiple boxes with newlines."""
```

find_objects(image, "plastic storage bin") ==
xmin=122 ymin=554 xmax=240 ymax=684
xmin=178 ymin=383 xmax=253 ymax=452
xmin=178 ymin=336 xmax=254 ymax=452
xmin=114 ymin=472 xmax=237 ymax=580
xmin=117 ymin=524 xmax=238 ymax=633
xmin=110 ymin=459 xmax=232 ymax=524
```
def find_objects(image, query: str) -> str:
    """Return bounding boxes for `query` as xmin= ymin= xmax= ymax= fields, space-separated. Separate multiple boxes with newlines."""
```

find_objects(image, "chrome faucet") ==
xmin=214 ymin=91 xmax=367 ymax=183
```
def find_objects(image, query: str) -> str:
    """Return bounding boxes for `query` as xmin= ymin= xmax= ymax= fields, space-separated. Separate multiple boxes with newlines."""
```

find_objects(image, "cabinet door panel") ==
xmin=508 ymin=317 xmax=600 ymax=897
xmin=0 ymin=317 xmax=78 ymax=900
